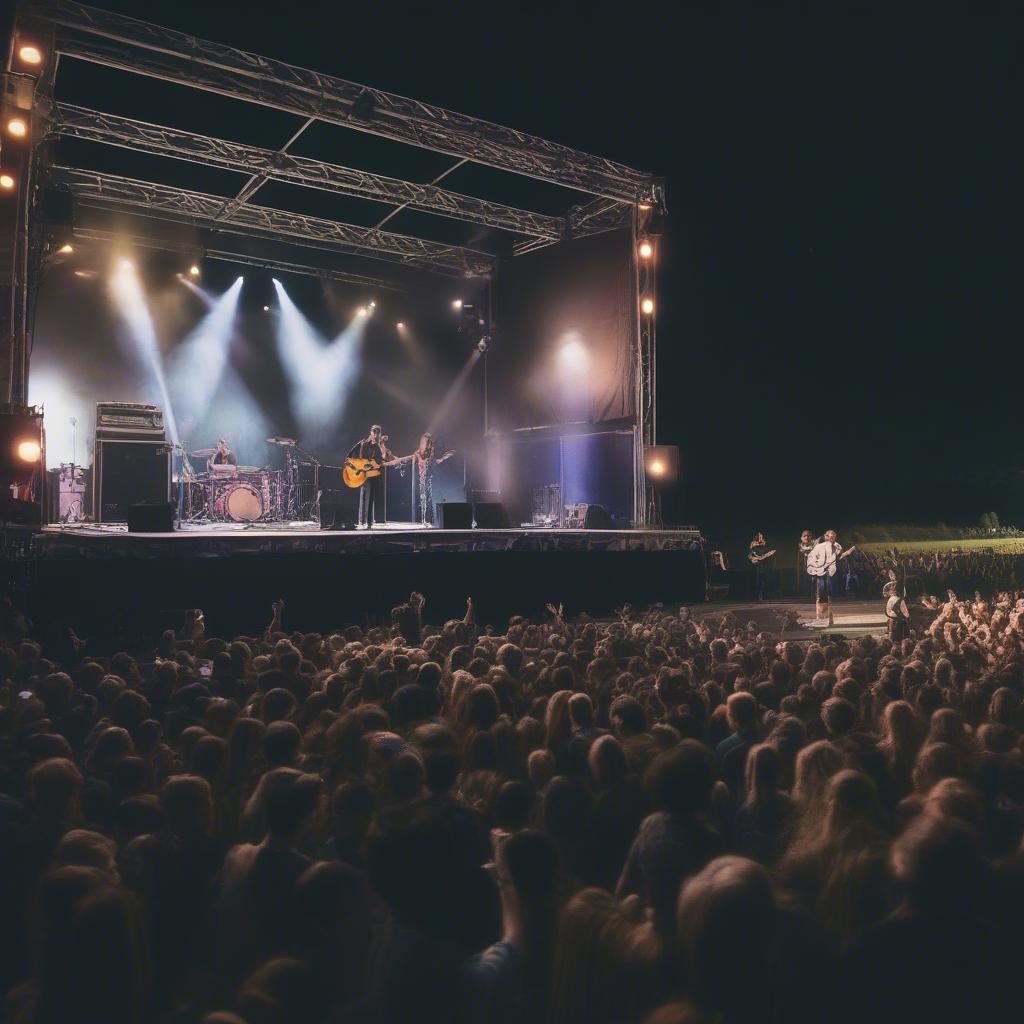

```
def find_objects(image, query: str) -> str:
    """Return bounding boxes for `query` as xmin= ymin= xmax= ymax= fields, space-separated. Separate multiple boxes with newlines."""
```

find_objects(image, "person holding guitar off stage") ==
xmin=805 ymin=529 xmax=857 ymax=627
xmin=748 ymin=532 xmax=777 ymax=600
xmin=388 ymin=432 xmax=455 ymax=526
xmin=347 ymin=424 xmax=394 ymax=529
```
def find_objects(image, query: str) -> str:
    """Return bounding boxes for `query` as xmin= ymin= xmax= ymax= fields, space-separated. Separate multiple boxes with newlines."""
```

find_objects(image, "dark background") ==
xmin=11 ymin=2 xmax=1020 ymax=541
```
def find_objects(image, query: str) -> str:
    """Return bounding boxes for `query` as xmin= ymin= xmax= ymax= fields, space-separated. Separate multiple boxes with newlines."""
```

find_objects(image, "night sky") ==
xmin=12 ymin=3 xmax=1019 ymax=539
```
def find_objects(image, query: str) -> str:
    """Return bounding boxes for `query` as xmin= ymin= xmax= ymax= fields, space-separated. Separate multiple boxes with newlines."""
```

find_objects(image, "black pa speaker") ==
xmin=95 ymin=438 xmax=170 ymax=523
xmin=473 ymin=502 xmax=509 ymax=529
xmin=126 ymin=502 xmax=175 ymax=532
xmin=316 ymin=465 xmax=345 ymax=491
xmin=318 ymin=488 xmax=355 ymax=530
xmin=583 ymin=504 xmax=614 ymax=529
xmin=439 ymin=502 xmax=473 ymax=529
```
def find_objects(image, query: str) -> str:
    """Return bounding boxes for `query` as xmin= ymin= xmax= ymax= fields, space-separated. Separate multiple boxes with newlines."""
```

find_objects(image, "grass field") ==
xmin=858 ymin=538 xmax=1024 ymax=556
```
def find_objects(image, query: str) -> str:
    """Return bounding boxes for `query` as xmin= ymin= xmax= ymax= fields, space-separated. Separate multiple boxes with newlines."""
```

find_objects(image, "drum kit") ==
xmin=179 ymin=437 xmax=316 ymax=524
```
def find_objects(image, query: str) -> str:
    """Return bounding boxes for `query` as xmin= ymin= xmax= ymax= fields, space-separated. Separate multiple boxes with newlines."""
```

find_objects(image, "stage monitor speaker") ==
xmin=95 ymin=438 xmax=171 ymax=523
xmin=473 ymin=501 xmax=509 ymax=529
xmin=439 ymin=502 xmax=473 ymax=530
xmin=583 ymin=504 xmax=614 ymax=529
xmin=126 ymin=502 xmax=175 ymax=533
xmin=318 ymin=488 xmax=355 ymax=530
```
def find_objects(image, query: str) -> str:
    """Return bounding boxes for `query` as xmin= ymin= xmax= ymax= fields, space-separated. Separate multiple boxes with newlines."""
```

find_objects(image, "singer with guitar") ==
xmin=388 ymin=432 xmax=455 ymax=526
xmin=345 ymin=424 xmax=394 ymax=529
xmin=748 ymin=532 xmax=777 ymax=600
xmin=805 ymin=529 xmax=857 ymax=626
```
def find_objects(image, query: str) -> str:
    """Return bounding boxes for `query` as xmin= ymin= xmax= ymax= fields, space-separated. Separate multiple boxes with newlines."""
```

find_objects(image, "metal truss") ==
xmin=52 ymin=167 xmax=497 ymax=278
xmin=49 ymin=104 xmax=568 ymax=241
xmin=31 ymin=0 xmax=660 ymax=204
xmin=68 ymin=227 xmax=407 ymax=292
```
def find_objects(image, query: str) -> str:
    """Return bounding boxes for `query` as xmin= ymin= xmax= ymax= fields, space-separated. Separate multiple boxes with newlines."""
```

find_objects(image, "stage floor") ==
xmin=696 ymin=598 xmax=888 ymax=639
xmin=32 ymin=521 xmax=706 ymax=559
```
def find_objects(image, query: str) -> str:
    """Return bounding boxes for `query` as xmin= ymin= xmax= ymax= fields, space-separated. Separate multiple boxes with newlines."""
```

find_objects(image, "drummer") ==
xmin=207 ymin=438 xmax=237 ymax=473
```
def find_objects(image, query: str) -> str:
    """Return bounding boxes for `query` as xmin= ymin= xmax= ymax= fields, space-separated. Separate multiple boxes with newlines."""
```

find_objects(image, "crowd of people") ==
xmin=1 ymin=587 xmax=1022 ymax=1024
xmin=868 ymin=547 xmax=1024 ymax=596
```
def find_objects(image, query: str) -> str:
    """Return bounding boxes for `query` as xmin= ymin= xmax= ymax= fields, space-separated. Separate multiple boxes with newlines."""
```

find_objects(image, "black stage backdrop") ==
xmin=490 ymin=228 xmax=635 ymax=431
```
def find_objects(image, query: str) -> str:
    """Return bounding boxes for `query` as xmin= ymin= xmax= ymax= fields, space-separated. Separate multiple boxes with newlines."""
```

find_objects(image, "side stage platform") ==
xmin=5 ymin=523 xmax=708 ymax=650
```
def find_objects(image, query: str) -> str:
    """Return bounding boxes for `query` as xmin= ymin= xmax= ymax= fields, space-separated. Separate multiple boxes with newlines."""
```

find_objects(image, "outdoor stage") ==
xmin=6 ymin=523 xmax=708 ymax=649
xmin=693 ymin=597 xmax=888 ymax=640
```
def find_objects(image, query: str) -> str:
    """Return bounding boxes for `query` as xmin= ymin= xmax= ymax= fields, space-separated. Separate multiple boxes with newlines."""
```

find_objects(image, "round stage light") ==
xmin=638 ymin=240 xmax=653 ymax=259
xmin=650 ymin=459 xmax=665 ymax=477
xmin=0 ymin=173 xmax=15 ymax=190
xmin=189 ymin=264 xmax=200 ymax=276
xmin=452 ymin=299 xmax=463 ymax=310
xmin=7 ymin=117 xmax=28 ymax=139
xmin=641 ymin=297 xmax=655 ymax=315
xmin=18 ymin=45 xmax=43 ymax=65
xmin=396 ymin=321 xmax=405 ymax=329
xmin=356 ymin=306 xmax=368 ymax=317
xmin=58 ymin=243 xmax=74 ymax=254
xmin=263 ymin=305 xmax=271 ymax=312
xmin=369 ymin=300 xmax=376 ymax=308
xmin=17 ymin=440 xmax=41 ymax=463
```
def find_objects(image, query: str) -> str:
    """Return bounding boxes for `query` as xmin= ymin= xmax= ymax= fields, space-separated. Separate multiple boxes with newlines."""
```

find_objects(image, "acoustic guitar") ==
xmin=342 ymin=457 xmax=383 ymax=489
xmin=748 ymin=549 xmax=777 ymax=564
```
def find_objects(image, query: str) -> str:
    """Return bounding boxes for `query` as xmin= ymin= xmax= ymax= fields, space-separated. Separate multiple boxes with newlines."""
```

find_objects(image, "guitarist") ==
xmin=748 ymin=532 xmax=776 ymax=600
xmin=347 ymin=424 xmax=394 ymax=528
xmin=805 ymin=529 xmax=856 ymax=626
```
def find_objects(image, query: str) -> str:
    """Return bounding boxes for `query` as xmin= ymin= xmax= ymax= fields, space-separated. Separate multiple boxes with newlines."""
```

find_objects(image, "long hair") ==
xmin=418 ymin=432 xmax=434 ymax=460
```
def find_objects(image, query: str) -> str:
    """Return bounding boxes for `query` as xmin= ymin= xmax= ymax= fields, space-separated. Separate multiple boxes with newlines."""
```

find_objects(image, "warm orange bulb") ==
xmin=639 ymin=241 xmax=653 ymax=259
xmin=58 ymin=243 xmax=74 ymax=254
xmin=18 ymin=45 xmax=43 ymax=65
xmin=641 ymin=297 xmax=655 ymax=315
xmin=0 ymin=173 xmax=14 ymax=190
xmin=17 ymin=440 xmax=41 ymax=463
xmin=7 ymin=118 xmax=28 ymax=138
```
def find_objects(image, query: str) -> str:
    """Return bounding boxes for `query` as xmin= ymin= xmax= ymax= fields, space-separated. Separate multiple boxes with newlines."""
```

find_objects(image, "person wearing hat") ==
xmin=884 ymin=575 xmax=911 ymax=644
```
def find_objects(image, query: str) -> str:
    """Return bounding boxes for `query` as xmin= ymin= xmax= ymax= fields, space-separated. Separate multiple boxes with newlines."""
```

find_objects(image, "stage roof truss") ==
xmin=52 ymin=166 xmax=496 ymax=278
xmin=47 ymin=104 xmax=568 ymax=241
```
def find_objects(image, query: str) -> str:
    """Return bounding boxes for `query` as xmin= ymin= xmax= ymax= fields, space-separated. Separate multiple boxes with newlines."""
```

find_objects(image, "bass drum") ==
xmin=213 ymin=481 xmax=264 ymax=522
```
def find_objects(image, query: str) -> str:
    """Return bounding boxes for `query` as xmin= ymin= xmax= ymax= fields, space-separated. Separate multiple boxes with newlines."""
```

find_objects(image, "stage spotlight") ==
xmin=638 ymin=202 xmax=652 ymax=211
xmin=0 ymin=174 xmax=15 ymax=190
xmin=644 ymin=445 xmax=680 ymax=484
xmin=558 ymin=336 xmax=588 ymax=373
xmin=74 ymin=270 xmax=97 ymax=279
xmin=119 ymin=258 xmax=133 ymax=270
xmin=641 ymin=297 xmax=655 ymax=315
xmin=369 ymin=300 xmax=376 ymax=308
xmin=57 ymin=243 xmax=74 ymax=254
xmin=16 ymin=439 xmax=41 ymax=463
xmin=18 ymin=45 xmax=43 ymax=65
xmin=396 ymin=321 xmax=405 ymax=329
xmin=7 ymin=117 xmax=28 ymax=139
xmin=356 ymin=306 xmax=368 ymax=317
xmin=638 ymin=240 xmax=653 ymax=259
xmin=452 ymin=298 xmax=463 ymax=310
xmin=189 ymin=264 xmax=200 ymax=276
xmin=477 ymin=336 xmax=491 ymax=354
xmin=263 ymin=305 xmax=271 ymax=312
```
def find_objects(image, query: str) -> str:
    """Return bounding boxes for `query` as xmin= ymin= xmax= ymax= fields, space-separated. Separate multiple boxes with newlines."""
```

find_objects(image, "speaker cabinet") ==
xmin=439 ymin=502 xmax=473 ymax=529
xmin=318 ymin=488 xmax=355 ymax=530
xmin=473 ymin=502 xmax=509 ymax=529
xmin=583 ymin=504 xmax=614 ymax=529
xmin=126 ymin=502 xmax=175 ymax=533
xmin=95 ymin=439 xmax=170 ymax=523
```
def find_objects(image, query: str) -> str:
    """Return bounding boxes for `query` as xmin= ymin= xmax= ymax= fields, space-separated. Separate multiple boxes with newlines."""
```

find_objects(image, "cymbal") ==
xmin=266 ymin=436 xmax=297 ymax=446
xmin=190 ymin=448 xmax=217 ymax=457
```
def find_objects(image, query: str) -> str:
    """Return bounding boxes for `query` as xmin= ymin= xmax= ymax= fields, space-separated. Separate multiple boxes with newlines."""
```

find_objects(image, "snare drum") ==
xmin=213 ymin=481 xmax=264 ymax=522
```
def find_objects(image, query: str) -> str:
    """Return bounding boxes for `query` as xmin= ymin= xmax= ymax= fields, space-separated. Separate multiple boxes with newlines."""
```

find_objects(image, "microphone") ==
xmin=381 ymin=434 xmax=390 ymax=442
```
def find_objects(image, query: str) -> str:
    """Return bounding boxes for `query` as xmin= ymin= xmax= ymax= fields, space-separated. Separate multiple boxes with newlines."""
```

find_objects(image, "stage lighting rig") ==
xmin=6 ymin=117 xmax=28 ymax=139
xmin=18 ymin=44 xmax=43 ymax=66
xmin=477 ymin=336 xmax=491 ymax=354
xmin=1 ymin=174 xmax=15 ymax=190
